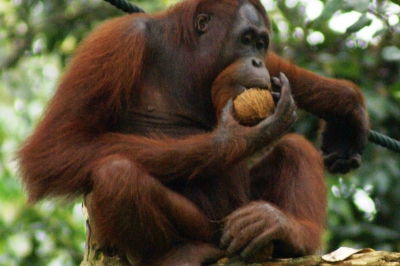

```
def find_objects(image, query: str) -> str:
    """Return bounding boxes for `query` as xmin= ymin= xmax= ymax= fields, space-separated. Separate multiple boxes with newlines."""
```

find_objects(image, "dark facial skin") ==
xmin=220 ymin=3 xmax=271 ymax=72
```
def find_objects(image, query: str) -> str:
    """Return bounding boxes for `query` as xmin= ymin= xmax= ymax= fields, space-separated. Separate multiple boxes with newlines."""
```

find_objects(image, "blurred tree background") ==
xmin=0 ymin=0 xmax=399 ymax=265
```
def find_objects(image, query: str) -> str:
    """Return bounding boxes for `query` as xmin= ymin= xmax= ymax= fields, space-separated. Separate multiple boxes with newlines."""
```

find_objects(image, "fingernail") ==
xmin=272 ymin=77 xmax=280 ymax=85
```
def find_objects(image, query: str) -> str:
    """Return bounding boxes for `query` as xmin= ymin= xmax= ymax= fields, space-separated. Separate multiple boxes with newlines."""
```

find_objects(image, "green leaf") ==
xmin=346 ymin=14 xmax=373 ymax=33
xmin=382 ymin=46 xmax=400 ymax=62
xmin=390 ymin=0 xmax=400 ymax=5
xmin=320 ymin=0 xmax=343 ymax=20
xmin=345 ymin=0 xmax=370 ymax=13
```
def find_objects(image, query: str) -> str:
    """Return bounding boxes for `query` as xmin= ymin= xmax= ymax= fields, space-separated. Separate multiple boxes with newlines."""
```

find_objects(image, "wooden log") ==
xmin=80 ymin=199 xmax=400 ymax=266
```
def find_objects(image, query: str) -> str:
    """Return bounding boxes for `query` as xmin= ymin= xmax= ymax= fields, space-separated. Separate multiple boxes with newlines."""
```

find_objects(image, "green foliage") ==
xmin=0 ymin=0 xmax=399 ymax=264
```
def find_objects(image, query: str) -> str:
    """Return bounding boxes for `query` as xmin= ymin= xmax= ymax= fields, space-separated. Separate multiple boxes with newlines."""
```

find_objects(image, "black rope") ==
xmin=369 ymin=129 xmax=400 ymax=153
xmin=103 ymin=0 xmax=145 ymax=13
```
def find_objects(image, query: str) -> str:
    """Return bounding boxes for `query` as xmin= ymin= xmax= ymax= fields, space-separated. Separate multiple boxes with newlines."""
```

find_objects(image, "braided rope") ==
xmin=103 ymin=0 xmax=145 ymax=13
xmin=369 ymin=130 xmax=400 ymax=153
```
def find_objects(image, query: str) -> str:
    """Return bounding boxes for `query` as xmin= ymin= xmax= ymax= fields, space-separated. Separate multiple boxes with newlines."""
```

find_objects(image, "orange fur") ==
xmin=17 ymin=0 xmax=368 ymax=264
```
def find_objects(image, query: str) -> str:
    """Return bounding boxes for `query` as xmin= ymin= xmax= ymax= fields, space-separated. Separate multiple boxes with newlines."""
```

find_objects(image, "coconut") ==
xmin=233 ymin=88 xmax=275 ymax=126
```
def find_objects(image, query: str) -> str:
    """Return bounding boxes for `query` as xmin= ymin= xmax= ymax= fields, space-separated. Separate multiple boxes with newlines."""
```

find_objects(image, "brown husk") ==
xmin=233 ymin=88 xmax=275 ymax=126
